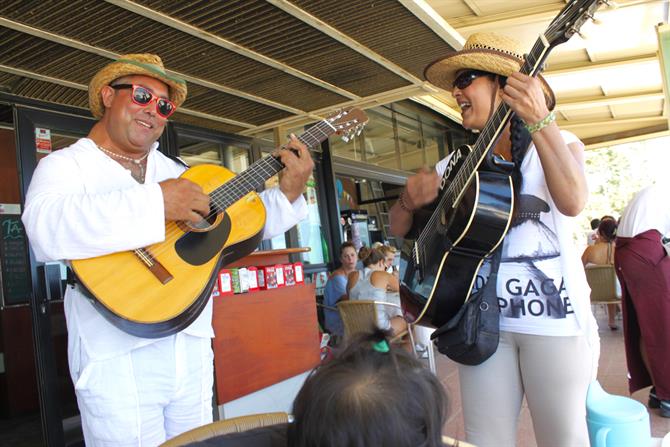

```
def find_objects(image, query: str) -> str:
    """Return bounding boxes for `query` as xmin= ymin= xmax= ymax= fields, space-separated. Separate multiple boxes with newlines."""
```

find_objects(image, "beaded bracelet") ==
xmin=524 ymin=110 xmax=556 ymax=134
xmin=397 ymin=191 xmax=415 ymax=213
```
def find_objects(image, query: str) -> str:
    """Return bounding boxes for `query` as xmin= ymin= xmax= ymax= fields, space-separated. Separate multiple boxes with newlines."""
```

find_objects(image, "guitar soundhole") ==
xmin=186 ymin=206 xmax=220 ymax=232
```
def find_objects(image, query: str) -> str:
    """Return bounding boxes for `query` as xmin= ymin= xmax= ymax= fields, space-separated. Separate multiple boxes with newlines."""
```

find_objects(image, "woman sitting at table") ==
xmin=582 ymin=217 xmax=621 ymax=329
xmin=346 ymin=246 xmax=407 ymax=338
xmin=323 ymin=241 xmax=358 ymax=337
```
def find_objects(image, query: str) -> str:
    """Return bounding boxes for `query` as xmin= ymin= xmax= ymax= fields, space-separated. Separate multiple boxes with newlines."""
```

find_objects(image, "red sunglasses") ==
xmin=110 ymin=84 xmax=177 ymax=118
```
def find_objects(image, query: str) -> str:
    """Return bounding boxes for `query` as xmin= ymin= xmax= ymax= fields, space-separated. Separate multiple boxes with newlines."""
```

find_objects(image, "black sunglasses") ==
xmin=110 ymin=84 xmax=176 ymax=118
xmin=452 ymin=70 xmax=489 ymax=90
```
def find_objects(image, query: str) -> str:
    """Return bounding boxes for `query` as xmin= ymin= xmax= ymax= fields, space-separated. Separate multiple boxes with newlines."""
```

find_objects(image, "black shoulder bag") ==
xmin=432 ymin=248 xmax=502 ymax=366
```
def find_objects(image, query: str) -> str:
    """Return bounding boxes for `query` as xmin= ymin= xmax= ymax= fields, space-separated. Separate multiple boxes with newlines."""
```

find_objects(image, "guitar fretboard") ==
xmin=208 ymin=120 xmax=335 ymax=211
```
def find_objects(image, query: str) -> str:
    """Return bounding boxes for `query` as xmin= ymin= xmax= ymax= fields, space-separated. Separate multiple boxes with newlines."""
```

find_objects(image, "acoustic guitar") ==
xmin=399 ymin=0 xmax=605 ymax=329
xmin=71 ymin=108 xmax=368 ymax=337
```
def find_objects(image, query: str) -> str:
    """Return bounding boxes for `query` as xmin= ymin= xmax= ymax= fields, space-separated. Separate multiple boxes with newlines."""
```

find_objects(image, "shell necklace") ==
xmin=97 ymin=145 xmax=149 ymax=184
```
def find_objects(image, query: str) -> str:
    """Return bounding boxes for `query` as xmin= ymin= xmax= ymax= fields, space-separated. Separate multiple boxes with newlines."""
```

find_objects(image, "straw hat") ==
xmin=88 ymin=54 xmax=187 ymax=119
xmin=424 ymin=32 xmax=555 ymax=110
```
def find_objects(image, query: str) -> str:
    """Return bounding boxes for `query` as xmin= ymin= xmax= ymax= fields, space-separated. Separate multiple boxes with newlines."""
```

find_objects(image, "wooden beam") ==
xmin=582 ymin=124 xmax=669 ymax=147
xmin=450 ymin=0 xmax=650 ymax=33
xmin=462 ymin=0 xmax=484 ymax=16
xmin=0 ymin=63 xmax=256 ymax=129
xmin=558 ymin=115 xmax=666 ymax=129
xmin=240 ymin=84 xmax=437 ymax=136
xmin=398 ymin=0 xmax=464 ymax=49
xmin=267 ymin=0 xmax=423 ymax=85
xmin=557 ymin=92 xmax=664 ymax=111
xmin=545 ymin=54 xmax=658 ymax=76
xmin=105 ymin=0 xmax=358 ymax=101
xmin=449 ymin=3 xmax=565 ymax=32
xmin=0 ymin=16 xmax=312 ymax=116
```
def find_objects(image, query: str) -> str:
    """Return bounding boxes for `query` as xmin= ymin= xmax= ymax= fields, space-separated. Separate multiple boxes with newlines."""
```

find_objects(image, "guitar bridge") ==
xmin=134 ymin=248 xmax=173 ymax=284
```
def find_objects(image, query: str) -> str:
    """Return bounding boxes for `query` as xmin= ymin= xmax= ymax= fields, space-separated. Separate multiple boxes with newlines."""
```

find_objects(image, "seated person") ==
xmin=582 ymin=218 xmax=621 ymax=329
xmin=322 ymin=241 xmax=357 ymax=337
xmin=378 ymin=243 xmax=399 ymax=276
xmin=184 ymin=330 xmax=450 ymax=447
xmin=346 ymin=246 xmax=406 ymax=337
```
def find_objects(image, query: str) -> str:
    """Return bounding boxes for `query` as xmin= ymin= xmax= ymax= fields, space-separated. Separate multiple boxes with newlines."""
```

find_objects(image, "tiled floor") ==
xmin=436 ymin=305 xmax=670 ymax=446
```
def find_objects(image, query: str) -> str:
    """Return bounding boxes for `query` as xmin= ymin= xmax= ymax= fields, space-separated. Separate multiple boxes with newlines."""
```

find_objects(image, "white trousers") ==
xmin=70 ymin=333 xmax=214 ymax=446
xmin=458 ymin=331 xmax=592 ymax=447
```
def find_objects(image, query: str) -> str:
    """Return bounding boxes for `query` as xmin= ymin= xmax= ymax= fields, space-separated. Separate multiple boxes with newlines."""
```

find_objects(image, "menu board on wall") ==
xmin=0 ymin=214 xmax=31 ymax=306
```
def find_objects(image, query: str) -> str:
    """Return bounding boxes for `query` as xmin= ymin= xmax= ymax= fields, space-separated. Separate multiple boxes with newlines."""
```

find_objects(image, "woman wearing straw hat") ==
xmin=390 ymin=33 xmax=599 ymax=447
xmin=22 ymin=54 xmax=314 ymax=446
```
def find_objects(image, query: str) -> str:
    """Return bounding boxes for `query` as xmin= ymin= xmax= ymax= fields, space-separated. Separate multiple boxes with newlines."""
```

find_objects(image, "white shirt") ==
xmin=22 ymin=138 xmax=308 ymax=360
xmin=617 ymin=181 xmax=670 ymax=238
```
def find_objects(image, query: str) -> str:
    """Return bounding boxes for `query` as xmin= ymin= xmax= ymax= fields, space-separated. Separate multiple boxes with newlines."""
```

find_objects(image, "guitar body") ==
xmin=71 ymin=164 xmax=266 ymax=338
xmin=400 ymin=145 xmax=514 ymax=328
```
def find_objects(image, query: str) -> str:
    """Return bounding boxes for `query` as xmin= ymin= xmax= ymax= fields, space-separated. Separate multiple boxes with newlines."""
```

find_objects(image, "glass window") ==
xmin=423 ymin=122 xmax=448 ymax=168
xmin=330 ymin=129 xmax=364 ymax=161
xmin=296 ymin=174 xmax=329 ymax=265
xmin=361 ymin=108 xmax=397 ymax=169
xmin=394 ymin=109 xmax=423 ymax=171
xmin=178 ymin=135 xmax=250 ymax=174
xmin=264 ymin=166 xmax=329 ymax=266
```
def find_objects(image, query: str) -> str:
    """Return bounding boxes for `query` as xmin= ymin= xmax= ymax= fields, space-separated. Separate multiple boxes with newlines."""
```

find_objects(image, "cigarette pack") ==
xmin=218 ymin=269 xmax=234 ymax=296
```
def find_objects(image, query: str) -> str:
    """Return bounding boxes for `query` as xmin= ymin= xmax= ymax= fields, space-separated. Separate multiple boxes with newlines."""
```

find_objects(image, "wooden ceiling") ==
xmin=0 ymin=0 xmax=667 ymax=150
xmin=425 ymin=0 xmax=670 ymax=149
xmin=0 ymin=0 xmax=456 ymax=136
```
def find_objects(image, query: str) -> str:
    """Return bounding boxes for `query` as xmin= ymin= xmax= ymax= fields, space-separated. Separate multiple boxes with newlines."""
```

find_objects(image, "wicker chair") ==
xmin=337 ymin=300 xmax=437 ymax=373
xmin=584 ymin=264 xmax=621 ymax=318
xmin=585 ymin=265 xmax=621 ymax=302
xmin=159 ymin=412 xmax=290 ymax=446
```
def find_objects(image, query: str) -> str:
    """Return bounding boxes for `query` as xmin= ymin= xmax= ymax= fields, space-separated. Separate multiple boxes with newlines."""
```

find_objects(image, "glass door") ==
xmin=15 ymin=105 xmax=96 ymax=447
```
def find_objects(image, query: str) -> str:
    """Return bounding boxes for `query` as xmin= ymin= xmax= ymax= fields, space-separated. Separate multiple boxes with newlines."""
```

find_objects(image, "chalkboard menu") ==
xmin=0 ymin=214 xmax=31 ymax=306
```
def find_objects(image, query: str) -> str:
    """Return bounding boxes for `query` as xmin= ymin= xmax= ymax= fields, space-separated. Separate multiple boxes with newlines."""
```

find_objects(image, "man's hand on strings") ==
xmin=159 ymin=178 xmax=210 ymax=223
xmin=276 ymin=133 xmax=315 ymax=203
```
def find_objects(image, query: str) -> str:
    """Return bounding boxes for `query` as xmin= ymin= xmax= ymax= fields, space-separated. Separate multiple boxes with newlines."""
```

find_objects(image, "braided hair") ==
xmin=487 ymin=74 xmax=531 ymax=216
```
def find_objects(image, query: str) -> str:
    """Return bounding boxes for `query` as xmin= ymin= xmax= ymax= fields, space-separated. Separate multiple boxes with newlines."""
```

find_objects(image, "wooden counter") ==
xmin=212 ymin=248 xmax=320 ymax=404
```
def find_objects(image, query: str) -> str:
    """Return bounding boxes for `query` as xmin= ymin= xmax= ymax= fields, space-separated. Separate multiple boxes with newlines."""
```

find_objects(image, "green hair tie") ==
xmin=372 ymin=339 xmax=390 ymax=353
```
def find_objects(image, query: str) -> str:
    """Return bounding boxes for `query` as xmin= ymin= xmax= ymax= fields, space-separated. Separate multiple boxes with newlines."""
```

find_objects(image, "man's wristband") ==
xmin=398 ymin=191 xmax=415 ymax=213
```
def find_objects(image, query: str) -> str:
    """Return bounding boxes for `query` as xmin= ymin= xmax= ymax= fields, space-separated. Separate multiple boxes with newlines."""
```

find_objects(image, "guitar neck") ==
xmin=209 ymin=119 xmax=335 ymax=211
xmin=445 ymin=37 xmax=555 ymax=205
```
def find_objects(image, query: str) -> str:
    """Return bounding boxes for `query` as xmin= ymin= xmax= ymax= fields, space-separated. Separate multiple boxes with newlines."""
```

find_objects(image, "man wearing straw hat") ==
xmin=390 ymin=33 xmax=599 ymax=446
xmin=22 ymin=54 xmax=313 ymax=445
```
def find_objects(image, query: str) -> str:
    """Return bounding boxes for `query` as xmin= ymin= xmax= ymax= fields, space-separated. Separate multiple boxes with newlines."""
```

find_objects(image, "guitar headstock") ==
xmin=545 ymin=0 xmax=608 ymax=48
xmin=326 ymin=108 xmax=369 ymax=142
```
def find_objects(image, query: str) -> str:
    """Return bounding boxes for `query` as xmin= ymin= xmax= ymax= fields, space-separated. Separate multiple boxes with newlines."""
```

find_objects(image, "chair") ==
xmin=159 ymin=412 xmax=289 ymax=446
xmin=584 ymin=265 xmax=621 ymax=317
xmin=337 ymin=300 xmax=437 ymax=373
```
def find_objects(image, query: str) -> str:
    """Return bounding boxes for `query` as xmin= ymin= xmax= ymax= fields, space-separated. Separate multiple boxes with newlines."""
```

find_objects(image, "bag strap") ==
xmin=481 ymin=246 xmax=503 ymax=297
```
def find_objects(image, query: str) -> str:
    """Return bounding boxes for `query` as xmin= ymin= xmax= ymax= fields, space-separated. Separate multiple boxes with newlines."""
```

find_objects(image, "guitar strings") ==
xmin=148 ymin=120 xmax=333 ymax=260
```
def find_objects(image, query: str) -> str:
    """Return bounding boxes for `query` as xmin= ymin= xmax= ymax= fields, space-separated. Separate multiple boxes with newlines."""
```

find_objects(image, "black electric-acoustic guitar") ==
xmin=71 ymin=108 xmax=367 ymax=338
xmin=399 ymin=0 xmax=606 ymax=329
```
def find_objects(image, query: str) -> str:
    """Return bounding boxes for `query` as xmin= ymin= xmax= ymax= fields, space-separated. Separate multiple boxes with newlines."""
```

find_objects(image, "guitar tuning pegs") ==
xmin=585 ymin=12 xmax=602 ymax=25
xmin=341 ymin=134 xmax=351 ymax=143
xmin=356 ymin=126 xmax=363 ymax=137
xmin=601 ymin=0 xmax=618 ymax=9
